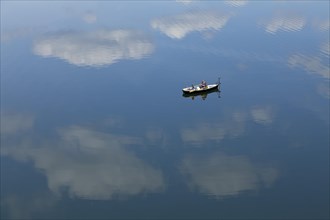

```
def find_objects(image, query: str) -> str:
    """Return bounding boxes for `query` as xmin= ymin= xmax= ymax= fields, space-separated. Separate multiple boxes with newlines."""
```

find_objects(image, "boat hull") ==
xmin=182 ymin=87 xmax=220 ymax=99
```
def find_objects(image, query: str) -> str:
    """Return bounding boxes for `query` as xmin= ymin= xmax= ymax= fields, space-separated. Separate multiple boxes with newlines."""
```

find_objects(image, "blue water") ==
xmin=1 ymin=1 xmax=329 ymax=219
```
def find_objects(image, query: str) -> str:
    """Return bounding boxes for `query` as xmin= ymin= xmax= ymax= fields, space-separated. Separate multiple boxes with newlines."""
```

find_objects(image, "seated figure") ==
xmin=200 ymin=80 xmax=207 ymax=88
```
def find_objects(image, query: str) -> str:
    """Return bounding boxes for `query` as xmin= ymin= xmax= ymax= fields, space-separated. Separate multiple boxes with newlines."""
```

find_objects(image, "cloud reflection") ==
xmin=176 ymin=0 xmax=193 ymax=5
xmin=33 ymin=29 xmax=154 ymax=67
xmin=288 ymin=54 xmax=330 ymax=79
xmin=181 ymin=120 xmax=244 ymax=144
xmin=320 ymin=41 xmax=329 ymax=57
xmin=251 ymin=106 xmax=274 ymax=125
xmin=263 ymin=13 xmax=306 ymax=34
xmin=181 ymin=106 xmax=275 ymax=144
xmin=181 ymin=152 xmax=278 ymax=198
xmin=2 ymin=125 xmax=165 ymax=200
xmin=313 ymin=19 xmax=330 ymax=32
xmin=151 ymin=11 xmax=232 ymax=39
xmin=225 ymin=0 xmax=248 ymax=7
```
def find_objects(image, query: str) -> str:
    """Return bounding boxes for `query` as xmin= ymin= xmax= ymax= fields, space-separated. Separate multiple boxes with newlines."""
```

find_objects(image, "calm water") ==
xmin=1 ymin=1 xmax=329 ymax=219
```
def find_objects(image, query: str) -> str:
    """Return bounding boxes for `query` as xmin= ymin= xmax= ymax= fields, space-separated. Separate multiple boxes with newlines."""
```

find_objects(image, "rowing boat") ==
xmin=182 ymin=78 xmax=220 ymax=94
xmin=182 ymin=87 xmax=220 ymax=100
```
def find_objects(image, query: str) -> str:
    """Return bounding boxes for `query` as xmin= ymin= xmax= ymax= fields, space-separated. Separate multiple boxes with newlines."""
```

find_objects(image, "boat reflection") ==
xmin=182 ymin=88 xmax=221 ymax=100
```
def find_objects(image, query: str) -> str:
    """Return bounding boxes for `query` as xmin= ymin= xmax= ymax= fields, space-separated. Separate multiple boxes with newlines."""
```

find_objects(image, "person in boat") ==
xmin=200 ymin=80 xmax=207 ymax=88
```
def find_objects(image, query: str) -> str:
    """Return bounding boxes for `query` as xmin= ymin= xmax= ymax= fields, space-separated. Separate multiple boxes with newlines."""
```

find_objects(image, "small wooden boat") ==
xmin=182 ymin=78 xmax=220 ymax=94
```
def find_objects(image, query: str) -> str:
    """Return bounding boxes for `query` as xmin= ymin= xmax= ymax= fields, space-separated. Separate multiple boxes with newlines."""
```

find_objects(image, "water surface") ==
xmin=1 ymin=1 xmax=329 ymax=219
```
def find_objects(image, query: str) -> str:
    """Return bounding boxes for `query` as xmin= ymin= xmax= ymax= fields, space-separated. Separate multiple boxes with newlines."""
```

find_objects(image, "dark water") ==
xmin=1 ymin=1 xmax=329 ymax=219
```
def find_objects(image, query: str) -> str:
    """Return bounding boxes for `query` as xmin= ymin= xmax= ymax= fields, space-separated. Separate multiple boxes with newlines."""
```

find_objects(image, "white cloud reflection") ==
xmin=181 ymin=106 xmax=275 ymax=145
xmin=288 ymin=54 xmax=330 ymax=79
xmin=251 ymin=106 xmax=275 ymax=125
xmin=176 ymin=0 xmax=193 ymax=5
xmin=33 ymin=29 xmax=154 ymax=67
xmin=181 ymin=152 xmax=278 ymax=198
xmin=181 ymin=120 xmax=244 ymax=144
xmin=313 ymin=19 xmax=330 ymax=32
xmin=2 ymin=126 xmax=165 ymax=200
xmin=151 ymin=11 xmax=232 ymax=39
xmin=263 ymin=13 xmax=306 ymax=34
xmin=225 ymin=0 xmax=248 ymax=7
xmin=320 ymin=41 xmax=329 ymax=57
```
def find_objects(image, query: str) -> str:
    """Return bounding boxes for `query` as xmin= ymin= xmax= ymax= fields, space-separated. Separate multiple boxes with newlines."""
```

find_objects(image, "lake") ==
xmin=1 ymin=1 xmax=329 ymax=219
